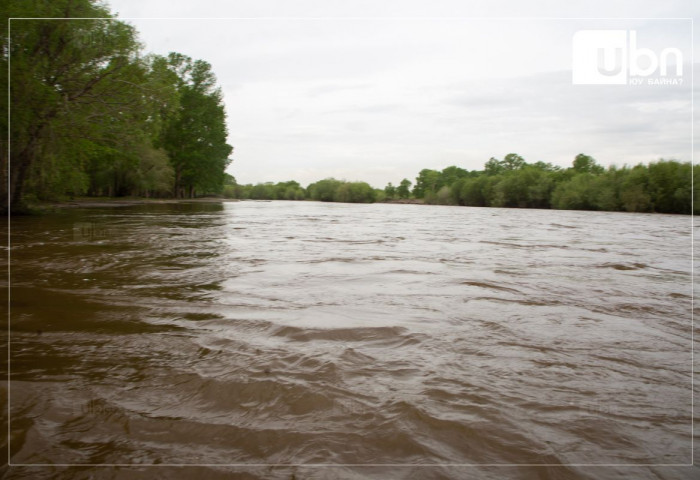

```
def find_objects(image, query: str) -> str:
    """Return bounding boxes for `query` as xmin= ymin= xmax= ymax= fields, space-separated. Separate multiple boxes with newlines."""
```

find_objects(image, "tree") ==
xmin=484 ymin=157 xmax=504 ymax=176
xmin=572 ymin=153 xmax=604 ymax=174
xmin=384 ymin=182 xmax=397 ymax=199
xmin=454 ymin=176 xmax=496 ymax=207
xmin=3 ymin=0 xmax=156 ymax=211
xmin=551 ymin=174 xmax=598 ymax=210
xmin=619 ymin=165 xmax=651 ymax=212
xmin=397 ymin=178 xmax=412 ymax=199
xmin=438 ymin=166 xmax=469 ymax=189
xmin=412 ymin=169 xmax=439 ymax=198
xmin=490 ymin=166 xmax=554 ymax=209
xmin=590 ymin=166 xmax=623 ymax=211
xmin=160 ymin=53 xmax=233 ymax=198
xmin=531 ymin=161 xmax=560 ymax=172
xmin=647 ymin=160 xmax=691 ymax=214
xmin=502 ymin=153 xmax=526 ymax=171
xmin=334 ymin=182 xmax=375 ymax=203
xmin=484 ymin=154 xmax=525 ymax=177
xmin=307 ymin=178 xmax=342 ymax=202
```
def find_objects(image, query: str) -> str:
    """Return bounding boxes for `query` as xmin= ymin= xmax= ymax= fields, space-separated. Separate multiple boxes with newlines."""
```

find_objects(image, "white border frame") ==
xmin=5 ymin=15 xmax=695 ymax=469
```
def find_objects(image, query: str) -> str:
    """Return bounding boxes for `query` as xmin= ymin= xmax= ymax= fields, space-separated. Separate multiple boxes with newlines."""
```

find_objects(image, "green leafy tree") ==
xmin=384 ymin=182 xmax=397 ymax=199
xmin=647 ymin=160 xmax=691 ymax=214
xmin=334 ymin=182 xmax=375 ymax=203
xmin=397 ymin=178 xmax=412 ymax=199
xmin=161 ymin=53 xmax=233 ymax=198
xmin=572 ymin=153 xmax=604 ymax=174
xmin=3 ymin=0 xmax=157 ymax=211
xmin=438 ymin=166 xmax=469 ymax=190
xmin=483 ymin=154 xmax=525 ymax=177
xmin=551 ymin=174 xmax=598 ymax=210
xmin=307 ymin=178 xmax=342 ymax=202
xmin=413 ymin=169 xmax=440 ymax=198
xmin=531 ymin=161 xmax=560 ymax=172
xmin=484 ymin=157 xmax=504 ymax=176
xmin=590 ymin=166 xmax=623 ymax=211
xmin=619 ymin=165 xmax=651 ymax=212
xmin=502 ymin=153 xmax=526 ymax=171
xmin=454 ymin=175 xmax=497 ymax=207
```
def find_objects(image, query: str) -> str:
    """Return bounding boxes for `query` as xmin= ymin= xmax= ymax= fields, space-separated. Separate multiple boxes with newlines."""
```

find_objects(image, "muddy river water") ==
xmin=4 ymin=201 xmax=698 ymax=479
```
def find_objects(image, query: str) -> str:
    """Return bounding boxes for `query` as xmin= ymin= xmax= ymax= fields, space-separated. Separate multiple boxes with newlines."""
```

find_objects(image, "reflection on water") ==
xmin=4 ymin=201 xmax=699 ymax=479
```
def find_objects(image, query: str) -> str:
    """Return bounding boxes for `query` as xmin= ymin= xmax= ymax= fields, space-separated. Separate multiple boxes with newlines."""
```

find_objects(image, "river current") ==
xmin=3 ymin=201 xmax=698 ymax=479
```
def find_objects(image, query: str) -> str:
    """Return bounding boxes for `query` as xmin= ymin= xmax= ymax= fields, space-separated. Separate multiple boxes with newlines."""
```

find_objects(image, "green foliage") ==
xmin=412 ymin=169 xmax=440 ymax=198
xmin=334 ymin=181 xmax=376 ymax=203
xmin=452 ymin=176 xmax=496 ymax=207
xmin=484 ymin=154 xmax=525 ymax=176
xmin=551 ymin=174 xmax=598 ymax=210
xmin=387 ymin=154 xmax=692 ymax=214
xmin=160 ymin=53 xmax=233 ymax=197
xmin=573 ymin=153 xmax=604 ymax=174
xmin=384 ymin=182 xmax=397 ymax=199
xmin=230 ymin=178 xmax=375 ymax=204
xmin=3 ymin=0 xmax=233 ymax=211
xmin=647 ymin=160 xmax=691 ymax=214
xmin=438 ymin=166 xmax=470 ymax=188
xmin=3 ymin=4 xmax=692 ymax=217
xmin=619 ymin=165 xmax=651 ymax=212
xmin=374 ymin=189 xmax=387 ymax=202
xmin=307 ymin=178 xmax=343 ymax=202
xmin=306 ymin=179 xmax=375 ymax=203
xmin=413 ymin=166 xmax=471 ymax=200
xmin=425 ymin=186 xmax=454 ymax=205
xmin=3 ymin=0 xmax=148 ymax=209
xmin=397 ymin=179 xmax=412 ymax=199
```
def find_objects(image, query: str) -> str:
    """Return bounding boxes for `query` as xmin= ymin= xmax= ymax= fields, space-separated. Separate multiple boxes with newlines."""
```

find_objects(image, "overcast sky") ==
xmin=106 ymin=0 xmax=698 ymax=188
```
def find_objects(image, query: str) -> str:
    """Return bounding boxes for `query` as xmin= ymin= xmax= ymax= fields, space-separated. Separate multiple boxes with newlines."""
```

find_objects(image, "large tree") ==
xmin=160 ymin=53 xmax=233 ymax=198
xmin=2 ymin=0 xmax=164 ymax=211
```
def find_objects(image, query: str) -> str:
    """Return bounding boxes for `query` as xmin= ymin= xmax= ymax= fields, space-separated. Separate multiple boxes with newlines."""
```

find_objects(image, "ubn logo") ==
xmin=572 ymin=30 xmax=683 ymax=85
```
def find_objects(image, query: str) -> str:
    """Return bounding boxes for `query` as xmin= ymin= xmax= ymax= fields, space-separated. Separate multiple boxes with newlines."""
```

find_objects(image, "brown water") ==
xmin=3 ymin=201 xmax=699 ymax=479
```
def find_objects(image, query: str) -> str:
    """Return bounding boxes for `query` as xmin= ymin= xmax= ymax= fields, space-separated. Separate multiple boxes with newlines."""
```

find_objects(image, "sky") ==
xmin=105 ymin=0 xmax=698 ymax=188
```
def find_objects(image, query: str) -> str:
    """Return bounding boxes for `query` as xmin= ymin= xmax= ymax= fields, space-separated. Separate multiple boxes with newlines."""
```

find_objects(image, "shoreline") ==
xmin=13 ymin=196 xmax=688 ymax=216
xmin=23 ymin=197 xmax=238 ymax=211
xmin=22 ymin=196 xmax=427 ymax=212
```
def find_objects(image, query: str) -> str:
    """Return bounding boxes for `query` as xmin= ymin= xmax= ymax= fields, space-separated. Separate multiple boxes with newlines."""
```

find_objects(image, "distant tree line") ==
xmin=1 ymin=0 xmax=233 ymax=213
xmin=227 ymin=154 xmax=695 ymax=215
xmin=225 ymin=177 xmax=383 ymax=203
xmin=396 ymin=154 xmax=694 ymax=215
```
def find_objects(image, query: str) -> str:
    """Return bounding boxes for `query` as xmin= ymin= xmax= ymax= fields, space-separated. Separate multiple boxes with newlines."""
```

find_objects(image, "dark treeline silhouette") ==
xmin=227 ymin=154 xmax=696 ymax=214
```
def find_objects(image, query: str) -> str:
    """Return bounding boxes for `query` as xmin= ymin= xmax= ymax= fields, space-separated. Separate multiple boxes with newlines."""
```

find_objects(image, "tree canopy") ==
xmin=2 ymin=0 xmax=233 ymax=212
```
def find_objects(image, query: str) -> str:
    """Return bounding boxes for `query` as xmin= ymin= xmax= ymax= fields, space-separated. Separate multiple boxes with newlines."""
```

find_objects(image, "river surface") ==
xmin=3 ymin=201 xmax=699 ymax=479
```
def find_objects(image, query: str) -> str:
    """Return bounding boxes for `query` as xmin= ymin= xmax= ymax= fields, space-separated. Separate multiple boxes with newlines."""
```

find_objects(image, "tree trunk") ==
xmin=4 ymin=115 xmax=53 ymax=214
xmin=7 ymin=144 xmax=37 ymax=213
xmin=173 ymin=167 xmax=182 ymax=198
xmin=0 ymin=142 xmax=7 ymax=214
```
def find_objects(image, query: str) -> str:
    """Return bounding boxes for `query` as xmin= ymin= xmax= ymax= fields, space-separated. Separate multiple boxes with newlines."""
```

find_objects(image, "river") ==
xmin=4 ymin=201 xmax=698 ymax=479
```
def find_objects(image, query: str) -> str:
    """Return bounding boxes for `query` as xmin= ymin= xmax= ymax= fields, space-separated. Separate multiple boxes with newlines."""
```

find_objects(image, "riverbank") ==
xmin=16 ymin=196 xmax=428 ymax=213
xmin=382 ymin=198 xmax=425 ymax=205
xmin=17 ymin=196 xmax=238 ymax=213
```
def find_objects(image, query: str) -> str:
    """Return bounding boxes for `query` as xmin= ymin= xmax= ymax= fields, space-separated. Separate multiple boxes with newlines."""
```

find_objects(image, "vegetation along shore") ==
xmin=2 ymin=0 xmax=694 ymax=215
